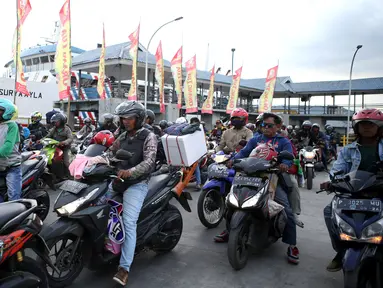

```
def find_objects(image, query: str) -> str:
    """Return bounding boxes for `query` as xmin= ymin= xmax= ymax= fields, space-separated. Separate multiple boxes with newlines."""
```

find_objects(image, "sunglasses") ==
xmin=261 ymin=122 xmax=276 ymax=129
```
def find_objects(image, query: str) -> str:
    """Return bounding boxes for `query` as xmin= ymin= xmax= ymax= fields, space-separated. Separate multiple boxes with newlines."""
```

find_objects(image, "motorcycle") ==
xmin=39 ymin=149 xmax=192 ymax=287
xmin=299 ymin=145 xmax=320 ymax=190
xmin=197 ymin=151 xmax=234 ymax=228
xmin=225 ymin=151 xmax=294 ymax=270
xmin=0 ymin=153 xmax=52 ymax=221
xmin=0 ymin=199 xmax=57 ymax=288
xmin=325 ymin=135 xmax=337 ymax=164
xmin=318 ymin=169 xmax=383 ymax=288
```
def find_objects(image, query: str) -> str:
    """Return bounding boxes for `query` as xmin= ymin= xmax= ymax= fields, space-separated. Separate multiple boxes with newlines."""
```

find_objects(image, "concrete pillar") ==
xmin=324 ymin=94 xmax=326 ymax=114
xmin=354 ymin=92 xmax=356 ymax=112
xmin=288 ymin=95 xmax=291 ymax=114
xmin=362 ymin=93 xmax=365 ymax=108
xmin=284 ymin=95 xmax=287 ymax=114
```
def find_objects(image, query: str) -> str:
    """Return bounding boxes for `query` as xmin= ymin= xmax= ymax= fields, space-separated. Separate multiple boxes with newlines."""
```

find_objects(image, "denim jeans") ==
xmin=106 ymin=182 xmax=148 ymax=272
xmin=194 ymin=165 xmax=201 ymax=185
xmin=287 ymin=174 xmax=301 ymax=215
xmin=275 ymin=185 xmax=297 ymax=246
xmin=0 ymin=166 xmax=22 ymax=202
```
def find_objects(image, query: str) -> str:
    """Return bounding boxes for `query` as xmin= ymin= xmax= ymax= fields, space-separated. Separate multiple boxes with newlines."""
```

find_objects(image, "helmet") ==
xmin=230 ymin=108 xmax=249 ymax=124
xmin=287 ymin=125 xmax=293 ymax=132
xmin=312 ymin=123 xmax=320 ymax=130
xmin=50 ymin=113 xmax=66 ymax=127
xmin=302 ymin=120 xmax=312 ymax=129
xmin=159 ymin=120 xmax=168 ymax=130
xmin=102 ymin=113 xmax=114 ymax=123
xmin=146 ymin=109 xmax=155 ymax=123
xmin=282 ymin=124 xmax=286 ymax=129
xmin=92 ymin=130 xmax=115 ymax=148
xmin=167 ymin=121 xmax=174 ymax=126
xmin=0 ymin=98 xmax=17 ymax=121
xmin=246 ymin=123 xmax=255 ymax=131
xmin=249 ymin=144 xmax=277 ymax=161
xmin=176 ymin=117 xmax=187 ymax=124
xmin=256 ymin=113 xmax=264 ymax=127
xmin=31 ymin=111 xmax=42 ymax=124
xmin=84 ymin=117 xmax=92 ymax=124
xmin=325 ymin=125 xmax=334 ymax=133
xmin=114 ymin=101 xmax=146 ymax=129
xmin=46 ymin=110 xmax=60 ymax=124
xmin=352 ymin=108 xmax=383 ymax=131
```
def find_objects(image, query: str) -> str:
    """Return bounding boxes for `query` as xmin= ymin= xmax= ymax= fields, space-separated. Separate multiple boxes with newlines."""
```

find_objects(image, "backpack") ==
xmin=164 ymin=123 xmax=188 ymax=136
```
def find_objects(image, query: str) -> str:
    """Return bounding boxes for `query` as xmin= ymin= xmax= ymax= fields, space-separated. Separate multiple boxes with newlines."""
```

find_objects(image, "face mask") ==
xmin=231 ymin=119 xmax=244 ymax=128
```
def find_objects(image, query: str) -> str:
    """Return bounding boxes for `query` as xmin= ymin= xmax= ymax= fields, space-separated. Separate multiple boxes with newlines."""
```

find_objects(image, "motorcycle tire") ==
xmin=197 ymin=189 xmax=225 ymax=229
xmin=228 ymin=222 xmax=250 ymax=271
xmin=24 ymin=189 xmax=50 ymax=221
xmin=16 ymin=256 xmax=49 ymax=288
xmin=306 ymin=168 xmax=313 ymax=190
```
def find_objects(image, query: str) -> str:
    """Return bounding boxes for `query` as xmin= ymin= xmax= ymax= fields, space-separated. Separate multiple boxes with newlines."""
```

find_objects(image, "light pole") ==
xmin=231 ymin=48 xmax=235 ymax=76
xmin=144 ymin=16 xmax=183 ymax=108
xmin=346 ymin=45 xmax=363 ymax=144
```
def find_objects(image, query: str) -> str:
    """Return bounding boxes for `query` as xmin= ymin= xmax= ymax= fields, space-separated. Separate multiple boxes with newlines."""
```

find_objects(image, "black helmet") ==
xmin=159 ymin=120 xmax=168 ymax=130
xmin=115 ymin=101 xmax=146 ymax=129
xmin=325 ymin=124 xmax=334 ymax=133
xmin=302 ymin=120 xmax=312 ymax=129
xmin=51 ymin=113 xmax=66 ymax=127
xmin=146 ymin=109 xmax=155 ymax=123
xmin=102 ymin=113 xmax=114 ymax=123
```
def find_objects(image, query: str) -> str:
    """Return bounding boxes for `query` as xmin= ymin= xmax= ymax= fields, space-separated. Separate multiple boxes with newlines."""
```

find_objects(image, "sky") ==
xmin=0 ymin=0 xmax=382 ymax=106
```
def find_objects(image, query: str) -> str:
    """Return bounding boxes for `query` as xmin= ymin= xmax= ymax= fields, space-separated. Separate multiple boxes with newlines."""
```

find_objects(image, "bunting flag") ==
xmin=13 ymin=0 xmax=32 ymax=96
xmin=171 ymin=47 xmax=183 ymax=109
xmin=258 ymin=65 xmax=279 ymax=113
xmin=184 ymin=55 xmax=198 ymax=113
xmin=55 ymin=0 xmax=72 ymax=100
xmin=201 ymin=65 xmax=215 ymax=114
xmin=155 ymin=41 xmax=165 ymax=113
xmin=97 ymin=23 xmax=106 ymax=99
xmin=226 ymin=66 xmax=243 ymax=114
xmin=128 ymin=24 xmax=140 ymax=100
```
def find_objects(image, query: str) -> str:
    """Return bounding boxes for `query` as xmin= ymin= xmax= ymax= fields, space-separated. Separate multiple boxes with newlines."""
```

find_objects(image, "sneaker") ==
xmin=326 ymin=252 xmax=342 ymax=272
xmin=294 ymin=214 xmax=304 ymax=228
xmin=195 ymin=184 xmax=202 ymax=191
xmin=287 ymin=246 xmax=300 ymax=264
xmin=214 ymin=230 xmax=229 ymax=243
xmin=113 ymin=267 xmax=129 ymax=286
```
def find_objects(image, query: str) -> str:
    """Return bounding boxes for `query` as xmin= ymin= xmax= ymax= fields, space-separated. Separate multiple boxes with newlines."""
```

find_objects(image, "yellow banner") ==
xmin=201 ymin=65 xmax=215 ymax=114
xmin=258 ymin=65 xmax=279 ymax=113
xmin=55 ymin=0 xmax=72 ymax=100
xmin=13 ymin=0 xmax=32 ymax=96
xmin=171 ymin=47 xmax=183 ymax=109
xmin=128 ymin=24 xmax=140 ymax=100
xmin=155 ymin=41 xmax=165 ymax=113
xmin=184 ymin=55 xmax=198 ymax=114
xmin=97 ymin=23 xmax=106 ymax=99
xmin=226 ymin=66 xmax=243 ymax=114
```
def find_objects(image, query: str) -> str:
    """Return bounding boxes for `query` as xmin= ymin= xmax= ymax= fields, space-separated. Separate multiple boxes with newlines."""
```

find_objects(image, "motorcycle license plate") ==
xmin=208 ymin=167 xmax=229 ymax=178
xmin=60 ymin=180 xmax=88 ymax=194
xmin=233 ymin=175 xmax=262 ymax=187
xmin=337 ymin=199 xmax=382 ymax=212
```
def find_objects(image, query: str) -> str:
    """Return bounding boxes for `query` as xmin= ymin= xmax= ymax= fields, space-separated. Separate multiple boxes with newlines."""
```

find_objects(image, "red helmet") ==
xmin=230 ymin=108 xmax=249 ymax=124
xmin=352 ymin=109 xmax=383 ymax=130
xmin=92 ymin=130 xmax=115 ymax=148
xmin=249 ymin=144 xmax=277 ymax=161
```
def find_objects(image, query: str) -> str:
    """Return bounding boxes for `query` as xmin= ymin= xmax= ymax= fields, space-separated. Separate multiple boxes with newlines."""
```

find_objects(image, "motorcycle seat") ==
xmin=0 ymin=202 xmax=27 ymax=228
xmin=21 ymin=159 xmax=39 ymax=175
xmin=21 ymin=151 xmax=34 ymax=162
xmin=146 ymin=174 xmax=171 ymax=200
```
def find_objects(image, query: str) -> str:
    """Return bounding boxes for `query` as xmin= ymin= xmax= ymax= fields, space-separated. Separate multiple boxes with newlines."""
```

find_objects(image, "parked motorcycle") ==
xmin=197 ymin=151 xmax=234 ymax=228
xmin=0 ymin=199 xmax=57 ymax=288
xmin=39 ymin=149 xmax=192 ymax=287
xmin=299 ymin=145 xmax=320 ymax=190
xmin=226 ymin=150 xmax=294 ymax=270
xmin=318 ymin=169 xmax=383 ymax=288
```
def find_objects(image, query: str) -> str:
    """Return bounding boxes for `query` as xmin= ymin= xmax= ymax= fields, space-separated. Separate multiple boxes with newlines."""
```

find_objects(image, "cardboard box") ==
xmin=161 ymin=125 xmax=207 ymax=167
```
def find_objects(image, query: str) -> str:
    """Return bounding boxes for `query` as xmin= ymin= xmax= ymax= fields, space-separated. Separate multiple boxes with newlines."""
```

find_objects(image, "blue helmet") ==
xmin=0 ymin=98 xmax=17 ymax=121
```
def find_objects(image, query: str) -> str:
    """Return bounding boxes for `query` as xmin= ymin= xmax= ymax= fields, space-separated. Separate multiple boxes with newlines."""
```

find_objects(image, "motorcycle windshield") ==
xmin=233 ymin=158 xmax=271 ymax=174
xmin=83 ymin=144 xmax=107 ymax=157
xmin=333 ymin=170 xmax=383 ymax=194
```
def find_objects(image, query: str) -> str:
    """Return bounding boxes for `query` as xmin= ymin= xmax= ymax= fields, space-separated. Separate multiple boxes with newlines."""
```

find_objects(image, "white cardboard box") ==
xmin=161 ymin=125 xmax=207 ymax=167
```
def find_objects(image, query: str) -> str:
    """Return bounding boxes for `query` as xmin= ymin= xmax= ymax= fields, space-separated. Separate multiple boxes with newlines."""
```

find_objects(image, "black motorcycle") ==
xmin=39 ymin=150 xmax=192 ymax=287
xmin=226 ymin=151 xmax=294 ymax=270
xmin=319 ymin=169 xmax=383 ymax=288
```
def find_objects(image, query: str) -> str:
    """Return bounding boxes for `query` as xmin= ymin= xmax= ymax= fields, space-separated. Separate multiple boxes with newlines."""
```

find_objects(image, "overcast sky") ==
xmin=0 ymin=0 xmax=382 ymax=106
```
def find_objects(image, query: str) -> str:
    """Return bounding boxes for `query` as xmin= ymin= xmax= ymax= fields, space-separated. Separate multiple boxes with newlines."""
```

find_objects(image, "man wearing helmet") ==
xmin=216 ymin=108 xmax=253 ymax=154
xmin=287 ymin=125 xmax=295 ymax=139
xmin=144 ymin=109 xmax=162 ymax=137
xmin=210 ymin=119 xmax=227 ymax=142
xmin=325 ymin=124 xmax=338 ymax=160
xmin=97 ymin=113 xmax=118 ymax=133
xmin=77 ymin=118 xmax=95 ymax=139
xmin=0 ymin=99 xmax=22 ymax=202
xmin=158 ymin=120 xmax=169 ymax=136
xmin=254 ymin=113 xmax=264 ymax=137
xmin=214 ymin=112 xmax=300 ymax=264
xmin=309 ymin=123 xmax=327 ymax=169
xmin=28 ymin=111 xmax=47 ymax=142
xmin=324 ymin=108 xmax=383 ymax=272
xmin=296 ymin=120 xmax=312 ymax=147
xmin=106 ymin=101 xmax=158 ymax=286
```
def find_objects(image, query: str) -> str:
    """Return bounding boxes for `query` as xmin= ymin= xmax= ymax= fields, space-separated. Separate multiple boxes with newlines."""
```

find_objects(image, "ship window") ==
xmin=41 ymin=56 xmax=49 ymax=63
xmin=32 ymin=58 xmax=40 ymax=65
xmin=41 ymin=76 xmax=48 ymax=83
xmin=25 ymin=59 xmax=32 ymax=66
xmin=49 ymin=55 xmax=55 ymax=62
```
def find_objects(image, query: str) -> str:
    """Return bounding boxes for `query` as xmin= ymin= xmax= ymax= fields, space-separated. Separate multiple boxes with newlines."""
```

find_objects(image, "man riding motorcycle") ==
xmin=254 ymin=113 xmax=264 ymax=137
xmin=144 ymin=109 xmax=162 ymax=137
xmin=216 ymin=108 xmax=253 ymax=154
xmin=210 ymin=120 xmax=227 ymax=141
xmin=325 ymin=124 xmax=338 ymax=160
xmin=77 ymin=117 xmax=95 ymax=139
xmin=105 ymin=100 xmax=158 ymax=286
xmin=324 ymin=108 xmax=383 ymax=272
xmin=309 ymin=123 xmax=327 ymax=169
xmin=97 ymin=113 xmax=118 ymax=133
xmin=296 ymin=120 xmax=312 ymax=146
xmin=158 ymin=120 xmax=169 ymax=136
xmin=287 ymin=125 xmax=295 ymax=139
xmin=214 ymin=112 xmax=300 ymax=264
xmin=27 ymin=111 xmax=47 ymax=142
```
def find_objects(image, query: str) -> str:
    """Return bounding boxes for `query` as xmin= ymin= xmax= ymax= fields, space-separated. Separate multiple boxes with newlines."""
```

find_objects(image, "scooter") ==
xmin=0 ymin=199 xmax=57 ymax=288
xmin=39 ymin=149 xmax=192 ymax=287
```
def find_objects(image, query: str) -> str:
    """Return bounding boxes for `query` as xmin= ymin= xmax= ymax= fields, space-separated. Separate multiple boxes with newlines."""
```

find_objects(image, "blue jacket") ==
xmin=234 ymin=134 xmax=293 ymax=167
xmin=330 ymin=140 xmax=383 ymax=175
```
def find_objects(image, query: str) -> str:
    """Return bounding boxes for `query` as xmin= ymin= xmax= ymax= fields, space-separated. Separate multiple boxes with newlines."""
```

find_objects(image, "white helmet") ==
xmin=175 ymin=117 xmax=187 ymax=124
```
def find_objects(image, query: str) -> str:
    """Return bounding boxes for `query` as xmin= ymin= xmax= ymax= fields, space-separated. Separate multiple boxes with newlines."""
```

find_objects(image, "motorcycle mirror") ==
xmin=278 ymin=151 xmax=294 ymax=161
xmin=115 ymin=149 xmax=133 ymax=160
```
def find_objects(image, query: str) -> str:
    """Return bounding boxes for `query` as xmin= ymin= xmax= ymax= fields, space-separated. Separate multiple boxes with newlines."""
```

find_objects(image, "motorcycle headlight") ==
xmin=226 ymin=187 xmax=238 ymax=207
xmin=361 ymin=218 xmax=383 ymax=244
xmin=335 ymin=214 xmax=356 ymax=241
xmin=304 ymin=151 xmax=315 ymax=159
xmin=57 ymin=188 xmax=99 ymax=216
xmin=242 ymin=187 xmax=266 ymax=208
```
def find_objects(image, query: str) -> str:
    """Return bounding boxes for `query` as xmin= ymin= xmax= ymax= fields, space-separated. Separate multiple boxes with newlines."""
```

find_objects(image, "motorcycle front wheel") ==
xmin=197 ymin=189 xmax=225 ymax=229
xmin=228 ymin=223 xmax=250 ymax=270
xmin=306 ymin=167 xmax=313 ymax=190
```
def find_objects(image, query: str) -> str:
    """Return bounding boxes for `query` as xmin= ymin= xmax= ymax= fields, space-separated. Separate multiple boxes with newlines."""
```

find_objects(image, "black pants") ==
xmin=324 ymin=204 xmax=343 ymax=253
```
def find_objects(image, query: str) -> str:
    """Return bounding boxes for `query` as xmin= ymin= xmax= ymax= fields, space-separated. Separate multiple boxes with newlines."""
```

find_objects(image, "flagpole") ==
xmin=14 ymin=0 xmax=19 ymax=104
xmin=66 ymin=0 xmax=71 ymax=126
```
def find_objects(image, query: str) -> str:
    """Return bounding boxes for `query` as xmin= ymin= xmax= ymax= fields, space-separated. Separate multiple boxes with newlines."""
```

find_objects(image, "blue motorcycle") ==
xmin=197 ymin=151 xmax=235 ymax=228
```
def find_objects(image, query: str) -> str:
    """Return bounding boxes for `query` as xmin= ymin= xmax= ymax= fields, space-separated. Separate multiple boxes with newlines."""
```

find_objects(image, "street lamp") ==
xmin=144 ymin=16 xmax=183 ymax=108
xmin=346 ymin=44 xmax=363 ymax=144
xmin=231 ymin=48 xmax=235 ymax=76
